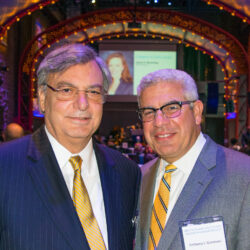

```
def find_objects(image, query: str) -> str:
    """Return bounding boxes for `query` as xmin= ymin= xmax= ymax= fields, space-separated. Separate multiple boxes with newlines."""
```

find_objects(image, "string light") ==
xmin=205 ymin=0 xmax=249 ymax=24
xmin=3 ymin=0 xmax=241 ymax=106
xmin=0 ymin=0 xmax=59 ymax=39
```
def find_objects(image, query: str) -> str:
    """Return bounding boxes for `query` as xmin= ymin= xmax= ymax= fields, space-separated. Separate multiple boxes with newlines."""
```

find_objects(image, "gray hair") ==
xmin=37 ymin=43 xmax=111 ymax=93
xmin=137 ymin=69 xmax=199 ymax=106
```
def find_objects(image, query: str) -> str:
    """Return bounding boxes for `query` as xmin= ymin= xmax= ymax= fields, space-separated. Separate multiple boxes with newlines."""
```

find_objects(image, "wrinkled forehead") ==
xmin=138 ymin=80 xmax=184 ymax=104
xmin=47 ymin=61 xmax=103 ymax=84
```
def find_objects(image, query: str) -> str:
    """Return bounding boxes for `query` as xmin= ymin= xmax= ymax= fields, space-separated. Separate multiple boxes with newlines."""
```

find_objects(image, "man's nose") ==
xmin=75 ymin=91 xmax=89 ymax=110
xmin=154 ymin=110 xmax=170 ymax=127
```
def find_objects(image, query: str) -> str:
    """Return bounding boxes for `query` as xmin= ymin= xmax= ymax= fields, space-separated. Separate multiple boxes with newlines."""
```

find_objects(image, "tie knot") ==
xmin=69 ymin=155 xmax=82 ymax=172
xmin=165 ymin=164 xmax=177 ymax=173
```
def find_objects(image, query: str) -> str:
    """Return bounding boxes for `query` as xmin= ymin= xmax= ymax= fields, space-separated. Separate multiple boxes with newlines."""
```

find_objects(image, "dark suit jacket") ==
xmin=0 ymin=126 xmax=141 ymax=250
xmin=135 ymin=135 xmax=250 ymax=250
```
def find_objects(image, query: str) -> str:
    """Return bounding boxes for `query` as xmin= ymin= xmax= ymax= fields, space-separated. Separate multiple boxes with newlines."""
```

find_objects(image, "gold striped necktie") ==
xmin=69 ymin=156 xmax=106 ymax=250
xmin=148 ymin=164 xmax=177 ymax=250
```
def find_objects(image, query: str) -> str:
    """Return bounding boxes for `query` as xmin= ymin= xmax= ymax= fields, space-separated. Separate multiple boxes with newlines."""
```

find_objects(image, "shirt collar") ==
xmin=161 ymin=132 xmax=206 ymax=174
xmin=45 ymin=126 xmax=94 ymax=169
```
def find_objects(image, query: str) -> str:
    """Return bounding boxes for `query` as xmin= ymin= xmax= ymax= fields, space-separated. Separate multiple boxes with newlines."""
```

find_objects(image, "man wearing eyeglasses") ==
xmin=0 ymin=43 xmax=141 ymax=250
xmin=135 ymin=69 xmax=250 ymax=250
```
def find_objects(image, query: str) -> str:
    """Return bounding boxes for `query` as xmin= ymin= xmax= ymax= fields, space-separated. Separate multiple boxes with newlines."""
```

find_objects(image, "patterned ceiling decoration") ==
xmin=0 ymin=0 xmax=57 ymax=39
xmin=0 ymin=1 xmax=247 ymax=132
xmin=0 ymin=0 xmax=40 ymax=25
xmin=203 ymin=0 xmax=250 ymax=24
xmin=22 ymin=7 xmax=248 ymax=78
xmin=17 ymin=7 xmax=248 ymax=130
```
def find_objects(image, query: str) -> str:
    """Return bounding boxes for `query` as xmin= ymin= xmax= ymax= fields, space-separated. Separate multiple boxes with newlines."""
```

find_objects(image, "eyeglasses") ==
xmin=137 ymin=100 xmax=196 ymax=122
xmin=46 ymin=84 xmax=106 ymax=103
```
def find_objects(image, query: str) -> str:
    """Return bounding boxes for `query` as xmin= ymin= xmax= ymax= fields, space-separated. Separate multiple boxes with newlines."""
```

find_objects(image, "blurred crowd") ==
xmin=94 ymin=123 xmax=157 ymax=165
xmin=229 ymin=126 xmax=250 ymax=156
xmin=2 ymin=122 xmax=249 ymax=160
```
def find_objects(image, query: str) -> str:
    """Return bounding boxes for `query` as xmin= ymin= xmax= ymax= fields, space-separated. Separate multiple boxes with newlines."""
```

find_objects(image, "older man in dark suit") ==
xmin=0 ymin=43 xmax=141 ymax=250
xmin=135 ymin=69 xmax=250 ymax=250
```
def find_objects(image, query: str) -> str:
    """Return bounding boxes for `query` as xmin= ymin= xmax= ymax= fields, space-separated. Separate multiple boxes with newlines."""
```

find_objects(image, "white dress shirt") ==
xmin=153 ymin=132 xmax=206 ymax=225
xmin=45 ymin=127 xmax=109 ymax=249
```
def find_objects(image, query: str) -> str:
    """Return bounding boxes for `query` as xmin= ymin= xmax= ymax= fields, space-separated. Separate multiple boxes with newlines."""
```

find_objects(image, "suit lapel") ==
xmin=158 ymin=136 xmax=217 ymax=249
xmin=94 ymin=142 xmax=120 ymax=250
xmin=26 ymin=127 xmax=90 ymax=249
xmin=139 ymin=157 xmax=160 ymax=249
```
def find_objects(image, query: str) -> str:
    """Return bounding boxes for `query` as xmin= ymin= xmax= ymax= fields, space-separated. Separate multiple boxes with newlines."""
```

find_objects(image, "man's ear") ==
xmin=38 ymin=87 xmax=46 ymax=113
xmin=193 ymin=100 xmax=203 ymax=125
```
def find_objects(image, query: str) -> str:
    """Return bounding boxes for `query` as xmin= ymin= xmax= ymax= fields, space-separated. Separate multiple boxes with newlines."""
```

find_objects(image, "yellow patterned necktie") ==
xmin=69 ymin=156 xmax=106 ymax=250
xmin=148 ymin=164 xmax=177 ymax=250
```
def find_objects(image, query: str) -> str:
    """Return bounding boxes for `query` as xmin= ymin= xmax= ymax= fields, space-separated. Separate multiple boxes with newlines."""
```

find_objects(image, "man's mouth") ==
xmin=157 ymin=133 xmax=171 ymax=138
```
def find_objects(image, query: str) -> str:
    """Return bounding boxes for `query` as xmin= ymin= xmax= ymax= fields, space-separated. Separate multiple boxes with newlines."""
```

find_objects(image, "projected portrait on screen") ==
xmin=106 ymin=52 xmax=133 ymax=95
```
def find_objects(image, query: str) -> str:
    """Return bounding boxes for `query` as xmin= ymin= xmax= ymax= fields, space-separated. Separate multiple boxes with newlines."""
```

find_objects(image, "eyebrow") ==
xmin=55 ymin=81 xmax=74 ymax=88
xmin=140 ymin=100 xmax=181 ymax=109
xmin=54 ymin=81 xmax=103 ymax=89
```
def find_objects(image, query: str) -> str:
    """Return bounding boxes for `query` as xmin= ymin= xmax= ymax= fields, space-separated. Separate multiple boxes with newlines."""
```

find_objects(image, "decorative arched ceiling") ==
xmin=0 ymin=0 xmax=55 ymax=26
xmin=0 ymin=0 xmax=249 ymax=38
xmin=203 ymin=0 xmax=250 ymax=22
xmin=0 ymin=0 xmax=248 ymax=132
xmin=21 ymin=7 xmax=248 ymax=80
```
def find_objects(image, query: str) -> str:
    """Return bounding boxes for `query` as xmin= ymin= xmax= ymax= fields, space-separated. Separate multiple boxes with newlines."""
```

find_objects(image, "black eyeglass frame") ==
xmin=45 ymin=83 xmax=107 ymax=103
xmin=137 ymin=100 xmax=196 ymax=122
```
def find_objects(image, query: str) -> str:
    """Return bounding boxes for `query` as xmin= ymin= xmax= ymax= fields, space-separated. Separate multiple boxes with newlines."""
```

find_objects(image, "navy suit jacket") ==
xmin=135 ymin=135 xmax=250 ymax=250
xmin=0 ymin=127 xmax=141 ymax=250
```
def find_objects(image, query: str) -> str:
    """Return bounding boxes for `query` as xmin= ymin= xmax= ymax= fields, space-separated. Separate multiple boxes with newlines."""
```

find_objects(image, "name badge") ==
xmin=179 ymin=216 xmax=227 ymax=250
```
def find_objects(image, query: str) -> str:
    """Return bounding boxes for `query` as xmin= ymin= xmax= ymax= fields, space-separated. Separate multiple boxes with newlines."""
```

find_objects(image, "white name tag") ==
xmin=179 ymin=216 xmax=227 ymax=250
